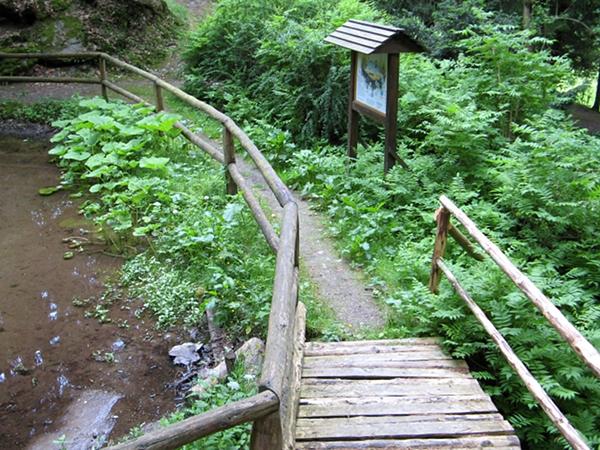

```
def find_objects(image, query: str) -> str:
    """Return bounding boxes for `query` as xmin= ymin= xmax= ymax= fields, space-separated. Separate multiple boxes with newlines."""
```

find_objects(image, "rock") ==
xmin=111 ymin=338 xmax=125 ymax=352
xmin=190 ymin=338 xmax=264 ymax=395
xmin=0 ymin=312 xmax=4 ymax=332
xmin=168 ymin=342 xmax=203 ymax=366
xmin=28 ymin=390 xmax=121 ymax=450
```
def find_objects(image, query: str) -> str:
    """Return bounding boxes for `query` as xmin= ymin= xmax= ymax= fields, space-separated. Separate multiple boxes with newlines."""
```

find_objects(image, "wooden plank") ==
xmin=304 ymin=345 xmax=446 ymax=357
xmin=295 ymin=435 xmax=521 ymax=449
xmin=281 ymin=302 xmax=306 ymax=449
xmin=437 ymin=259 xmax=590 ymax=450
xmin=296 ymin=414 xmax=514 ymax=440
xmin=303 ymin=355 xmax=463 ymax=369
xmin=298 ymin=395 xmax=496 ymax=418
xmin=347 ymin=51 xmax=359 ymax=160
xmin=300 ymin=378 xmax=485 ymax=398
xmin=330 ymin=31 xmax=381 ymax=49
xmin=324 ymin=36 xmax=374 ymax=54
xmin=343 ymin=21 xmax=397 ymax=37
xmin=384 ymin=53 xmax=399 ymax=173
xmin=107 ymin=391 xmax=278 ymax=450
xmin=302 ymin=366 xmax=470 ymax=379
xmin=306 ymin=338 xmax=441 ymax=348
xmin=336 ymin=27 xmax=390 ymax=43
xmin=439 ymin=195 xmax=600 ymax=380
xmin=304 ymin=351 xmax=453 ymax=364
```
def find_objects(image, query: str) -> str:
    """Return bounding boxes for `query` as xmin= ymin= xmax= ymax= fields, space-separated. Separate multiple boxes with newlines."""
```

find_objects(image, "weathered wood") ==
xmin=103 ymin=80 xmax=148 ymax=105
xmin=302 ymin=366 xmax=470 ymax=379
xmin=437 ymin=258 xmax=590 ymax=450
xmin=175 ymin=123 xmax=225 ymax=164
xmin=428 ymin=207 xmax=450 ymax=293
xmin=304 ymin=350 xmax=451 ymax=362
xmin=154 ymin=82 xmax=164 ymax=111
xmin=108 ymin=390 xmax=278 ymax=450
xmin=448 ymin=223 xmax=485 ymax=261
xmin=155 ymin=79 xmax=294 ymax=206
xmin=384 ymin=52 xmax=399 ymax=173
xmin=300 ymin=377 xmax=485 ymax=398
xmin=295 ymin=414 xmax=514 ymax=441
xmin=298 ymin=395 xmax=496 ymax=418
xmin=251 ymin=410 xmax=283 ymax=450
xmin=228 ymin=164 xmax=279 ymax=252
xmin=98 ymin=56 xmax=108 ymax=100
xmin=295 ymin=435 xmax=521 ymax=449
xmin=439 ymin=195 xmax=600 ymax=380
xmin=304 ymin=343 xmax=444 ymax=357
xmin=206 ymin=305 xmax=227 ymax=362
xmin=260 ymin=202 xmax=299 ymax=398
xmin=307 ymin=338 xmax=440 ymax=348
xmin=352 ymin=100 xmax=385 ymax=124
xmin=282 ymin=301 xmax=306 ymax=449
xmin=223 ymin=127 xmax=237 ymax=195
xmin=347 ymin=52 xmax=359 ymax=160
xmin=304 ymin=352 xmax=457 ymax=365
xmin=0 ymin=76 xmax=99 ymax=84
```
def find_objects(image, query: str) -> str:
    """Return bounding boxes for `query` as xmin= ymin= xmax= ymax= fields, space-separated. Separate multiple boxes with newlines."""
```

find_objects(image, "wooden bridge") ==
xmin=2 ymin=53 xmax=599 ymax=450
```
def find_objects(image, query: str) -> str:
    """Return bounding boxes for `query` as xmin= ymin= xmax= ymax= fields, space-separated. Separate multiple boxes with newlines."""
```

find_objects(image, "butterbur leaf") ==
xmin=139 ymin=156 xmax=170 ymax=171
xmin=63 ymin=150 xmax=91 ymax=161
xmin=38 ymin=186 xmax=61 ymax=196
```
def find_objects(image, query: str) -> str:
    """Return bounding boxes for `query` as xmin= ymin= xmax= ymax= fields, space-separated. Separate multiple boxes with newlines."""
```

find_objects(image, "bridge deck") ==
xmin=294 ymin=338 xmax=520 ymax=449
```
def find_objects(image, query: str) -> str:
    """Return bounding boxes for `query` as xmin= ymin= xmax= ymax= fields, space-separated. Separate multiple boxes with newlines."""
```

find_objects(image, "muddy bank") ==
xmin=0 ymin=126 xmax=183 ymax=448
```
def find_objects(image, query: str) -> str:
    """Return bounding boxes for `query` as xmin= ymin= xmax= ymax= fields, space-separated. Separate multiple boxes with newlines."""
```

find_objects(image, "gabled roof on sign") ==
xmin=324 ymin=19 xmax=424 ymax=54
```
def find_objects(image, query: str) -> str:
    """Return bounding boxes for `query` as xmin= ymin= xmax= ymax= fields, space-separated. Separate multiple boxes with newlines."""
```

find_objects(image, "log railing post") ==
xmin=154 ymin=81 xmax=164 ymax=111
xmin=223 ymin=127 xmax=237 ymax=196
xmin=98 ymin=56 xmax=108 ymax=100
xmin=429 ymin=207 xmax=450 ymax=293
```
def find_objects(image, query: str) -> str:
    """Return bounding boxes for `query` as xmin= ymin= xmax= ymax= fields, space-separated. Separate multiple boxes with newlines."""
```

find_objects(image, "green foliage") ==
xmin=0 ymin=98 xmax=82 ymax=124
xmin=162 ymin=363 xmax=257 ymax=449
xmin=49 ymin=98 xmax=275 ymax=335
xmin=185 ymin=2 xmax=600 ymax=447
xmin=184 ymin=0 xmax=384 ymax=144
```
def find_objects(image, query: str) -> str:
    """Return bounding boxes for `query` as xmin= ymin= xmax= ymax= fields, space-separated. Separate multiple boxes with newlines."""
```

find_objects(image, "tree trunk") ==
xmin=593 ymin=65 xmax=600 ymax=111
xmin=523 ymin=0 xmax=532 ymax=28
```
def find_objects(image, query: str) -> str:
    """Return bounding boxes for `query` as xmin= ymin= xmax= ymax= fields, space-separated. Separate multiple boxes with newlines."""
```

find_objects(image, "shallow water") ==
xmin=0 ymin=128 xmax=181 ymax=448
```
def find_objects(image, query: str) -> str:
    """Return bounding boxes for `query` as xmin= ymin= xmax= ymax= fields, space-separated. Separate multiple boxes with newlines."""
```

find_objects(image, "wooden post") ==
xmin=428 ymin=207 xmax=450 ymax=294
xmin=98 ymin=56 xmax=108 ymax=100
xmin=347 ymin=51 xmax=359 ymax=161
xmin=384 ymin=53 xmax=399 ymax=173
xmin=154 ymin=81 xmax=164 ymax=111
xmin=223 ymin=127 xmax=237 ymax=196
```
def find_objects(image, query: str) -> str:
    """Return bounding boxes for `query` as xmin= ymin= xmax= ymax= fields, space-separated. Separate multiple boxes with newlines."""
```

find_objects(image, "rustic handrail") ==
xmin=429 ymin=195 xmax=600 ymax=450
xmin=0 ymin=52 xmax=301 ymax=450
xmin=108 ymin=391 xmax=278 ymax=450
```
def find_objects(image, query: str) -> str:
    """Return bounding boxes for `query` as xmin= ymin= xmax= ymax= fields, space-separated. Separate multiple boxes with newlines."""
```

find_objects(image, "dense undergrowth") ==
xmin=184 ymin=0 xmax=600 ymax=448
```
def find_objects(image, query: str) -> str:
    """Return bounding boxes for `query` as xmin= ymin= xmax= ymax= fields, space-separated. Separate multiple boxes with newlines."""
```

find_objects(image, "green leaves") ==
xmin=139 ymin=156 xmax=170 ymax=171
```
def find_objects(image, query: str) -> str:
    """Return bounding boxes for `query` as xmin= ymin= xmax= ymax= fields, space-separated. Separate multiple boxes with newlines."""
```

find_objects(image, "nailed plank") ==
xmin=307 ymin=338 xmax=441 ymax=348
xmin=304 ymin=350 xmax=451 ymax=362
xmin=295 ymin=414 xmax=514 ymax=440
xmin=305 ymin=341 xmax=445 ymax=358
xmin=298 ymin=395 xmax=496 ymax=418
xmin=295 ymin=435 xmax=521 ymax=449
xmin=300 ymin=378 xmax=485 ymax=398
xmin=302 ymin=366 xmax=470 ymax=379
xmin=303 ymin=356 xmax=465 ymax=370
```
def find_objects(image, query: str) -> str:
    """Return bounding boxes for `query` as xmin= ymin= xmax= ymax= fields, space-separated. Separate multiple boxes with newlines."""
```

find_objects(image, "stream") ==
xmin=0 ymin=124 xmax=181 ymax=449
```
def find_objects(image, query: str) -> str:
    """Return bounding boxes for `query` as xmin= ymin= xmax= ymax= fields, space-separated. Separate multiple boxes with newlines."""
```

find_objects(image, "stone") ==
xmin=168 ymin=342 xmax=203 ymax=366
xmin=190 ymin=338 xmax=264 ymax=395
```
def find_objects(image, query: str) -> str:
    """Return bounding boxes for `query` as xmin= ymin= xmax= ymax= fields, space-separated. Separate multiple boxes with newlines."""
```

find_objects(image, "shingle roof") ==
xmin=325 ymin=19 xmax=423 ymax=54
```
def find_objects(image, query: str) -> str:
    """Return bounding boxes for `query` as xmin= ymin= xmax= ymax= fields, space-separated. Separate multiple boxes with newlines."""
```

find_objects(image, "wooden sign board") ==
xmin=325 ymin=19 xmax=423 ymax=173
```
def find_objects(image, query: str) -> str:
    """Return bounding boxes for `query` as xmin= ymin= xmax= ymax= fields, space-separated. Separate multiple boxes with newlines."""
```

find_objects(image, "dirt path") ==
xmin=0 ymin=1 xmax=386 ymax=335
xmin=238 ymin=159 xmax=385 ymax=332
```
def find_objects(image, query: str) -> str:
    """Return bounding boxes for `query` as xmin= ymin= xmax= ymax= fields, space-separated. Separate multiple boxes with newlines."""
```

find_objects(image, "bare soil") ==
xmin=0 ymin=127 xmax=186 ymax=448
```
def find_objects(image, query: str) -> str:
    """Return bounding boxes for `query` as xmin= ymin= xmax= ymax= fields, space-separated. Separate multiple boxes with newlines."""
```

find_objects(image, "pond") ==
xmin=0 ymin=124 xmax=181 ymax=449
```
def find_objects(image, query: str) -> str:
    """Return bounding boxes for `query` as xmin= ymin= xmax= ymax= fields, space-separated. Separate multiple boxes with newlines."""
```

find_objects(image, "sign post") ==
xmin=326 ymin=19 xmax=423 ymax=173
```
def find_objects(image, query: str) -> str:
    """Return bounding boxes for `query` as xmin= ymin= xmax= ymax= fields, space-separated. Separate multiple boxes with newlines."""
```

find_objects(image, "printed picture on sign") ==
xmin=355 ymin=53 xmax=387 ymax=114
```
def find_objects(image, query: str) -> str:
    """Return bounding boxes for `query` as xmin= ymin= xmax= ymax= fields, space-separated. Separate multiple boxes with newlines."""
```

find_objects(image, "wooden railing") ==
xmin=429 ymin=194 xmax=600 ymax=450
xmin=0 ymin=52 xmax=304 ymax=450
